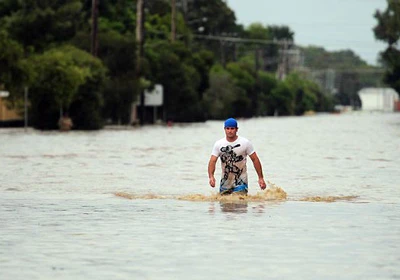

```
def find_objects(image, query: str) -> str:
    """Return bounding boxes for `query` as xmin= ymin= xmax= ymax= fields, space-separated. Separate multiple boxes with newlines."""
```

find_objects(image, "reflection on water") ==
xmin=1 ymin=113 xmax=400 ymax=280
xmin=219 ymin=201 xmax=248 ymax=213
xmin=300 ymin=195 xmax=359 ymax=203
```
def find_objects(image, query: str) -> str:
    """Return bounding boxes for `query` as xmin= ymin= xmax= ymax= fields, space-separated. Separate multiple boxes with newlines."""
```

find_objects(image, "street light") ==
xmin=187 ymin=17 xmax=207 ymax=34
xmin=187 ymin=17 xmax=208 ymax=25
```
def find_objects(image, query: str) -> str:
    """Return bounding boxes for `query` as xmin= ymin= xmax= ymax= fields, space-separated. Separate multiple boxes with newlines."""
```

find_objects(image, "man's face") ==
xmin=224 ymin=127 xmax=238 ymax=139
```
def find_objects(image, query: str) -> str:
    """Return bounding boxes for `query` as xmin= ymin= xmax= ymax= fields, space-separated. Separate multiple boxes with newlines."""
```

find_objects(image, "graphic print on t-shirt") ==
xmin=220 ymin=144 xmax=245 ymax=187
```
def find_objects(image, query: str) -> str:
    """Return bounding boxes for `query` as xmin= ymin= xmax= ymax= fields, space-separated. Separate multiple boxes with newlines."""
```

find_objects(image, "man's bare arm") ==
xmin=249 ymin=152 xmax=267 ymax=189
xmin=208 ymin=155 xmax=218 ymax=188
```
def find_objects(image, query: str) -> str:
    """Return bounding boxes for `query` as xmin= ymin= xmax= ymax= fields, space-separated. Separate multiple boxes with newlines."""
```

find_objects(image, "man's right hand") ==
xmin=209 ymin=176 xmax=216 ymax=188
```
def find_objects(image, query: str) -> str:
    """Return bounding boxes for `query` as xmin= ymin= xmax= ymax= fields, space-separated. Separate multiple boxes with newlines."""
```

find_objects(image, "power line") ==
xmin=193 ymin=34 xmax=293 ymax=45
xmin=310 ymin=68 xmax=385 ymax=74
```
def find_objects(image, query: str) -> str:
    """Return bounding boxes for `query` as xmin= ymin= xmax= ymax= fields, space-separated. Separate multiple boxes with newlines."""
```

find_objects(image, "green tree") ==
xmin=245 ymin=23 xmax=271 ymax=40
xmin=225 ymin=61 xmax=254 ymax=117
xmin=1 ymin=0 xmax=84 ymax=52
xmin=93 ymin=0 xmax=136 ymax=34
xmin=334 ymin=72 xmax=362 ymax=108
xmin=374 ymin=0 xmax=400 ymax=95
xmin=28 ymin=45 xmax=106 ymax=129
xmin=269 ymin=82 xmax=294 ymax=116
xmin=315 ymin=88 xmax=334 ymax=112
xmin=203 ymin=64 xmax=248 ymax=119
xmin=72 ymin=29 xmax=137 ymax=124
xmin=146 ymin=41 xmax=203 ymax=122
xmin=191 ymin=49 xmax=215 ymax=99
xmin=180 ymin=0 xmax=242 ymax=65
xmin=240 ymin=24 xmax=294 ymax=72
xmin=285 ymin=73 xmax=317 ymax=115
xmin=183 ymin=0 xmax=238 ymax=35
xmin=256 ymin=71 xmax=278 ymax=116
xmin=301 ymin=46 xmax=383 ymax=106
xmin=68 ymin=47 xmax=107 ymax=130
xmin=301 ymin=46 xmax=368 ymax=70
xmin=0 ymin=30 xmax=32 ymax=96
xmin=268 ymin=25 xmax=294 ymax=40
xmin=0 ymin=30 xmax=33 ymax=117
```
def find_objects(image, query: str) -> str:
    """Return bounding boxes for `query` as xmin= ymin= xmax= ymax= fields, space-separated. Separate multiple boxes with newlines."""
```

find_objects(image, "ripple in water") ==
xmin=114 ymin=182 xmax=288 ymax=202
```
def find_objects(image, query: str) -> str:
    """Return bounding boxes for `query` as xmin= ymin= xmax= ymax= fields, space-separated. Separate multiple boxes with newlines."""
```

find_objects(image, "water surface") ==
xmin=1 ymin=113 xmax=399 ymax=279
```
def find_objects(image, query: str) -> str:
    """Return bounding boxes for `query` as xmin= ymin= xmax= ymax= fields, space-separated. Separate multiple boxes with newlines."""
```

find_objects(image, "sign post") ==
xmin=144 ymin=84 xmax=163 ymax=123
xmin=24 ymin=87 xmax=28 ymax=131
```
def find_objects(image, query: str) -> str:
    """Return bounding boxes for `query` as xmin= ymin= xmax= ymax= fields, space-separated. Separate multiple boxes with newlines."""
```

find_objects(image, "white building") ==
xmin=358 ymin=87 xmax=399 ymax=112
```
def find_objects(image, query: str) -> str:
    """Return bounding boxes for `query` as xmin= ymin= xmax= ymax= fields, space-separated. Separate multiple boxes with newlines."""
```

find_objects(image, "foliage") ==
xmin=225 ymin=61 xmax=255 ymax=117
xmin=1 ymin=0 xmax=84 ymax=52
xmin=268 ymin=25 xmax=294 ymax=40
xmin=239 ymin=23 xmax=294 ymax=72
xmin=68 ymin=46 xmax=107 ymax=130
xmin=245 ymin=23 xmax=271 ymax=40
xmin=146 ymin=13 xmax=173 ymax=41
xmin=146 ymin=41 xmax=204 ymax=122
xmin=0 ymin=0 xmax=345 ymax=130
xmin=28 ymin=45 xmax=106 ymax=129
xmin=95 ymin=0 xmax=136 ymax=34
xmin=191 ymin=49 xmax=215 ymax=98
xmin=203 ymin=65 xmax=243 ymax=119
xmin=264 ymin=72 xmax=324 ymax=116
xmin=183 ymin=0 xmax=238 ymax=35
xmin=380 ymin=47 xmax=400 ymax=94
xmin=226 ymin=62 xmax=256 ymax=92
xmin=179 ymin=0 xmax=242 ymax=65
xmin=374 ymin=0 xmax=400 ymax=95
xmin=334 ymin=72 xmax=362 ymax=108
xmin=374 ymin=0 xmax=400 ymax=45
xmin=72 ymin=29 xmax=137 ymax=124
xmin=0 ymin=30 xmax=32 ymax=95
xmin=301 ymin=45 xmax=385 ymax=105
xmin=301 ymin=46 xmax=368 ymax=70
xmin=269 ymin=82 xmax=294 ymax=116
xmin=256 ymin=71 xmax=279 ymax=115
xmin=284 ymin=73 xmax=317 ymax=115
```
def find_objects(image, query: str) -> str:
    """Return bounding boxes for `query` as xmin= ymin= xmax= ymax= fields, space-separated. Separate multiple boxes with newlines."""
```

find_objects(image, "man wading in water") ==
xmin=208 ymin=118 xmax=267 ymax=195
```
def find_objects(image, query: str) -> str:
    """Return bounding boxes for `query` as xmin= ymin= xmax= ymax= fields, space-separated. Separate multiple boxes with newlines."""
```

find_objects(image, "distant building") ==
xmin=358 ymin=87 xmax=399 ymax=112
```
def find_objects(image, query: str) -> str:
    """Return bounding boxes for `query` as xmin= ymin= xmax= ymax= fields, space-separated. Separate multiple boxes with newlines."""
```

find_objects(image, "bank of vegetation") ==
xmin=0 ymin=0 xmax=397 ymax=129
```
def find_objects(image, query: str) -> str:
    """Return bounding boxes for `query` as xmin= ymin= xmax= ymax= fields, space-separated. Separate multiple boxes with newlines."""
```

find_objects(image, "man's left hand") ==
xmin=259 ymin=178 xmax=267 ymax=190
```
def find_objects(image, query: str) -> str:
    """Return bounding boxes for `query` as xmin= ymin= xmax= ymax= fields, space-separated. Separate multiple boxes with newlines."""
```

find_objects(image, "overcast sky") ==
xmin=227 ymin=0 xmax=388 ymax=66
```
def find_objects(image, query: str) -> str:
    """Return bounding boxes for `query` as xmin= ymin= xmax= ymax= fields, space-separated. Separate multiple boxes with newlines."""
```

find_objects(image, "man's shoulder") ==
xmin=237 ymin=136 xmax=251 ymax=144
xmin=237 ymin=136 xmax=255 ymax=151
xmin=214 ymin=137 xmax=227 ymax=146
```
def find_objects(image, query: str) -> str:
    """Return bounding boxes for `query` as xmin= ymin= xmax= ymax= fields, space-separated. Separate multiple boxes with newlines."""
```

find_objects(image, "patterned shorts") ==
xmin=220 ymin=184 xmax=248 ymax=195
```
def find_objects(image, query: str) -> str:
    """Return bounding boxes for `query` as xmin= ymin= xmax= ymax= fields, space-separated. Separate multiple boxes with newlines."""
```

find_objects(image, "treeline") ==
xmin=0 ymin=0 xmax=339 ymax=129
xmin=300 ymin=46 xmax=386 ymax=108
xmin=373 ymin=0 xmax=400 ymax=97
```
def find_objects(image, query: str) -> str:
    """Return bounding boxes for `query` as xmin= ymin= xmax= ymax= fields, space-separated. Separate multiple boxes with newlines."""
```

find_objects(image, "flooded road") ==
xmin=1 ymin=113 xmax=399 ymax=279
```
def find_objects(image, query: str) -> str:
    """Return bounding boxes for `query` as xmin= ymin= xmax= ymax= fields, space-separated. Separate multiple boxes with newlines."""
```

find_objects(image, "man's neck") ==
xmin=226 ymin=135 xmax=238 ymax=142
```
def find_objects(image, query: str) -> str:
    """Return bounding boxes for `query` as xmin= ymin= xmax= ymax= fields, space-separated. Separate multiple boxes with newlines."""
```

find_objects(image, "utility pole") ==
xmin=136 ymin=0 xmax=145 ymax=125
xmin=277 ymin=39 xmax=288 ymax=80
xmin=182 ymin=0 xmax=188 ymax=20
xmin=284 ymin=40 xmax=291 ymax=77
xmin=91 ymin=0 xmax=99 ymax=56
xmin=171 ymin=0 xmax=176 ymax=42
xmin=24 ymin=87 xmax=28 ymax=132
xmin=220 ymin=40 xmax=225 ymax=67
xmin=233 ymin=42 xmax=237 ymax=62
xmin=255 ymin=48 xmax=260 ymax=73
